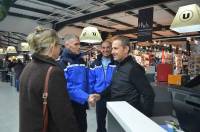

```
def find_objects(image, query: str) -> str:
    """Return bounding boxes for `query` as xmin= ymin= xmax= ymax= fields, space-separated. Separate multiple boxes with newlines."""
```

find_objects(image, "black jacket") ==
xmin=102 ymin=56 xmax=155 ymax=116
xmin=19 ymin=53 xmax=80 ymax=132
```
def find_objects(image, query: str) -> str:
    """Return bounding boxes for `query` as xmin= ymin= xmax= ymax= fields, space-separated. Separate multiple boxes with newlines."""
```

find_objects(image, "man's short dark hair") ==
xmin=102 ymin=39 xmax=112 ymax=46
xmin=63 ymin=34 xmax=79 ymax=43
xmin=111 ymin=35 xmax=130 ymax=47
xmin=111 ymin=36 xmax=130 ymax=52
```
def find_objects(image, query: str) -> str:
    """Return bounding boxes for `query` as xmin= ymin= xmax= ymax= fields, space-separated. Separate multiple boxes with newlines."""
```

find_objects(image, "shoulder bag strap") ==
xmin=42 ymin=66 xmax=53 ymax=132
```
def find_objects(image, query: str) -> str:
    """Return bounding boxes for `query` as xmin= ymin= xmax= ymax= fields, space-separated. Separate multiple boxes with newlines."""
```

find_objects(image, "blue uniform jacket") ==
xmin=59 ymin=49 xmax=89 ymax=105
xmin=89 ymin=55 xmax=116 ymax=93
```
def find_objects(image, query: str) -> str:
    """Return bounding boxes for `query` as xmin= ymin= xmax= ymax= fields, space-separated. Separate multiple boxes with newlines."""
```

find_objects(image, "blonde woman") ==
xmin=19 ymin=26 xmax=80 ymax=132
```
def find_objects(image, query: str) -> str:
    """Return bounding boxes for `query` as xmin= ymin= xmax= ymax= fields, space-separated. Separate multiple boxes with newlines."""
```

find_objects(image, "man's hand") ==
xmin=88 ymin=94 xmax=101 ymax=107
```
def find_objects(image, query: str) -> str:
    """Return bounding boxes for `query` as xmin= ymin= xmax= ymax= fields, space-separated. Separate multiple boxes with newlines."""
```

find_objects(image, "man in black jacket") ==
xmin=102 ymin=36 xmax=155 ymax=117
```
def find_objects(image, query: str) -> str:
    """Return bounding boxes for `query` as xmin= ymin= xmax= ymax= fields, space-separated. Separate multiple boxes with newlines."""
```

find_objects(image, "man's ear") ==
xmin=125 ymin=45 xmax=129 ymax=53
xmin=64 ymin=42 xmax=68 ymax=48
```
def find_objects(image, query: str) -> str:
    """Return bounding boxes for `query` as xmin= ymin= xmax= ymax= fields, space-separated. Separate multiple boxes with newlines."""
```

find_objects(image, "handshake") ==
xmin=88 ymin=94 xmax=101 ymax=107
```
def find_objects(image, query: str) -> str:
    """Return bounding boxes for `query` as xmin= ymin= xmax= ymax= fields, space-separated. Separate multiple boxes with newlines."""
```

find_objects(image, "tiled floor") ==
xmin=0 ymin=81 xmax=97 ymax=132
xmin=0 ymin=82 xmax=19 ymax=132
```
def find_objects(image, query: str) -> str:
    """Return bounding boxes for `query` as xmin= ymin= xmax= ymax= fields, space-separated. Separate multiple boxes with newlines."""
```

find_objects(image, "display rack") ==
xmin=188 ymin=54 xmax=200 ymax=77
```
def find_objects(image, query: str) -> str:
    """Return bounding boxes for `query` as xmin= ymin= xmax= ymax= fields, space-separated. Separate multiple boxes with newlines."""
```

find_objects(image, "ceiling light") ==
xmin=0 ymin=48 xmax=6 ymax=54
xmin=80 ymin=26 xmax=102 ymax=44
xmin=194 ymin=39 xmax=199 ymax=44
xmin=6 ymin=46 xmax=17 ymax=54
xmin=20 ymin=42 xmax=30 ymax=52
xmin=170 ymin=4 xmax=200 ymax=33
xmin=186 ymin=37 xmax=192 ymax=41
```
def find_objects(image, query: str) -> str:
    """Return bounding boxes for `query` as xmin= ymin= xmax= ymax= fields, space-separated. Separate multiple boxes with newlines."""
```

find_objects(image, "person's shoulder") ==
xmin=51 ymin=66 xmax=64 ymax=75
xmin=78 ymin=57 xmax=87 ymax=66
xmin=57 ymin=58 xmax=70 ymax=69
xmin=90 ymin=58 xmax=101 ymax=68
xmin=131 ymin=61 xmax=145 ymax=74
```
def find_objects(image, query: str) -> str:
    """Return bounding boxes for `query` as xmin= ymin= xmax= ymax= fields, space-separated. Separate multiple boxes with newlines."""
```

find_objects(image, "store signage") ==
xmin=170 ymin=4 xmax=200 ymax=33
xmin=138 ymin=7 xmax=153 ymax=42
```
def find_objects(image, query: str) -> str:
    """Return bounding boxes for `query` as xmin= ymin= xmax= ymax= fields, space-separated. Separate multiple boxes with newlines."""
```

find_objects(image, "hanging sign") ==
xmin=138 ymin=7 xmax=153 ymax=42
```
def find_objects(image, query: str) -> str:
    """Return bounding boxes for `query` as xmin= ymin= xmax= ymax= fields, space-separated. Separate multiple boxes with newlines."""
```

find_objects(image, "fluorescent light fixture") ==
xmin=0 ymin=48 xmax=6 ymax=55
xmin=170 ymin=4 xmax=200 ymax=33
xmin=20 ymin=42 xmax=30 ymax=51
xmin=80 ymin=26 xmax=102 ymax=44
xmin=6 ymin=46 xmax=17 ymax=53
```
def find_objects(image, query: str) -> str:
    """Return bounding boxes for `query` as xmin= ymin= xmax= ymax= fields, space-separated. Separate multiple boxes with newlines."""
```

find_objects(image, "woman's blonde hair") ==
xmin=27 ymin=26 xmax=59 ymax=54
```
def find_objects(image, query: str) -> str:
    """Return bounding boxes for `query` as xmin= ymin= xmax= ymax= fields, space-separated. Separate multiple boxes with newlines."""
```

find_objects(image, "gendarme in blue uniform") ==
xmin=89 ymin=55 xmax=116 ymax=93
xmin=89 ymin=54 xmax=116 ymax=132
xmin=59 ymin=48 xmax=89 ymax=105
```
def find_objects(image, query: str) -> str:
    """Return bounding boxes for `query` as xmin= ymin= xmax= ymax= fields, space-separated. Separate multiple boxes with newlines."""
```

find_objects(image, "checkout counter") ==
xmin=145 ymin=64 xmax=200 ymax=131
xmin=107 ymin=101 xmax=166 ymax=132
xmin=169 ymin=86 xmax=200 ymax=132
xmin=152 ymin=74 xmax=200 ymax=132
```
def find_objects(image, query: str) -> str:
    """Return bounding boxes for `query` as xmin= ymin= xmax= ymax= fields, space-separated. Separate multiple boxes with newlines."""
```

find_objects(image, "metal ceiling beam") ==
xmin=37 ymin=0 xmax=70 ymax=8
xmin=0 ymin=42 xmax=10 ymax=47
xmin=69 ymin=24 xmax=107 ymax=32
xmin=89 ymin=23 xmax=116 ymax=30
xmin=112 ymin=25 xmax=170 ymax=35
xmin=159 ymin=4 xmax=176 ymax=16
xmin=154 ymin=33 xmax=200 ymax=41
xmin=0 ymin=31 xmax=27 ymax=37
xmin=125 ymin=11 xmax=138 ymax=17
xmin=0 ymin=42 xmax=12 ymax=47
xmin=8 ymin=3 xmax=68 ymax=22
xmin=7 ymin=11 xmax=57 ymax=23
xmin=1 ymin=1 xmax=74 ymax=22
xmin=102 ymin=16 xmax=135 ymax=27
xmin=8 ymin=12 xmax=40 ymax=20
xmin=0 ymin=40 xmax=18 ymax=46
xmin=69 ymin=25 xmax=84 ymax=29
xmin=12 ymin=34 xmax=26 ymax=41
xmin=36 ymin=0 xmax=90 ymax=17
xmin=153 ymin=32 xmax=163 ymax=37
xmin=0 ymin=39 xmax=18 ymax=45
xmin=130 ymin=33 xmax=200 ymax=42
xmin=55 ymin=0 xmax=180 ymax=30
xmin=1 ymin=35 xmax=24 ymax=41
xmin=170 ymin=30 xmax=179 ymax=35
xmin=11 ymin=4 xmax=52 ymax=15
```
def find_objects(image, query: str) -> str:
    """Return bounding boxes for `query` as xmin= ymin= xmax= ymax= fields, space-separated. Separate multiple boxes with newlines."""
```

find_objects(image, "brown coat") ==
xmin=19 ymin=53 xmax=80 ymax=132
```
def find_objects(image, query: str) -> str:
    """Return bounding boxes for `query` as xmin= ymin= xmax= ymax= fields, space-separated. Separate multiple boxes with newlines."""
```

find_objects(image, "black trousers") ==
xmin=96 ymin=98 xmax=107 ymax=132
xmin=71 ymin=101 xmax=87 ymax=132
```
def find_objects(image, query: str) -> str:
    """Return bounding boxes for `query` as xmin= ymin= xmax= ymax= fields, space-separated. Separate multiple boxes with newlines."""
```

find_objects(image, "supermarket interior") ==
xmin=0 ymin=0 xmax=200 ymax=132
